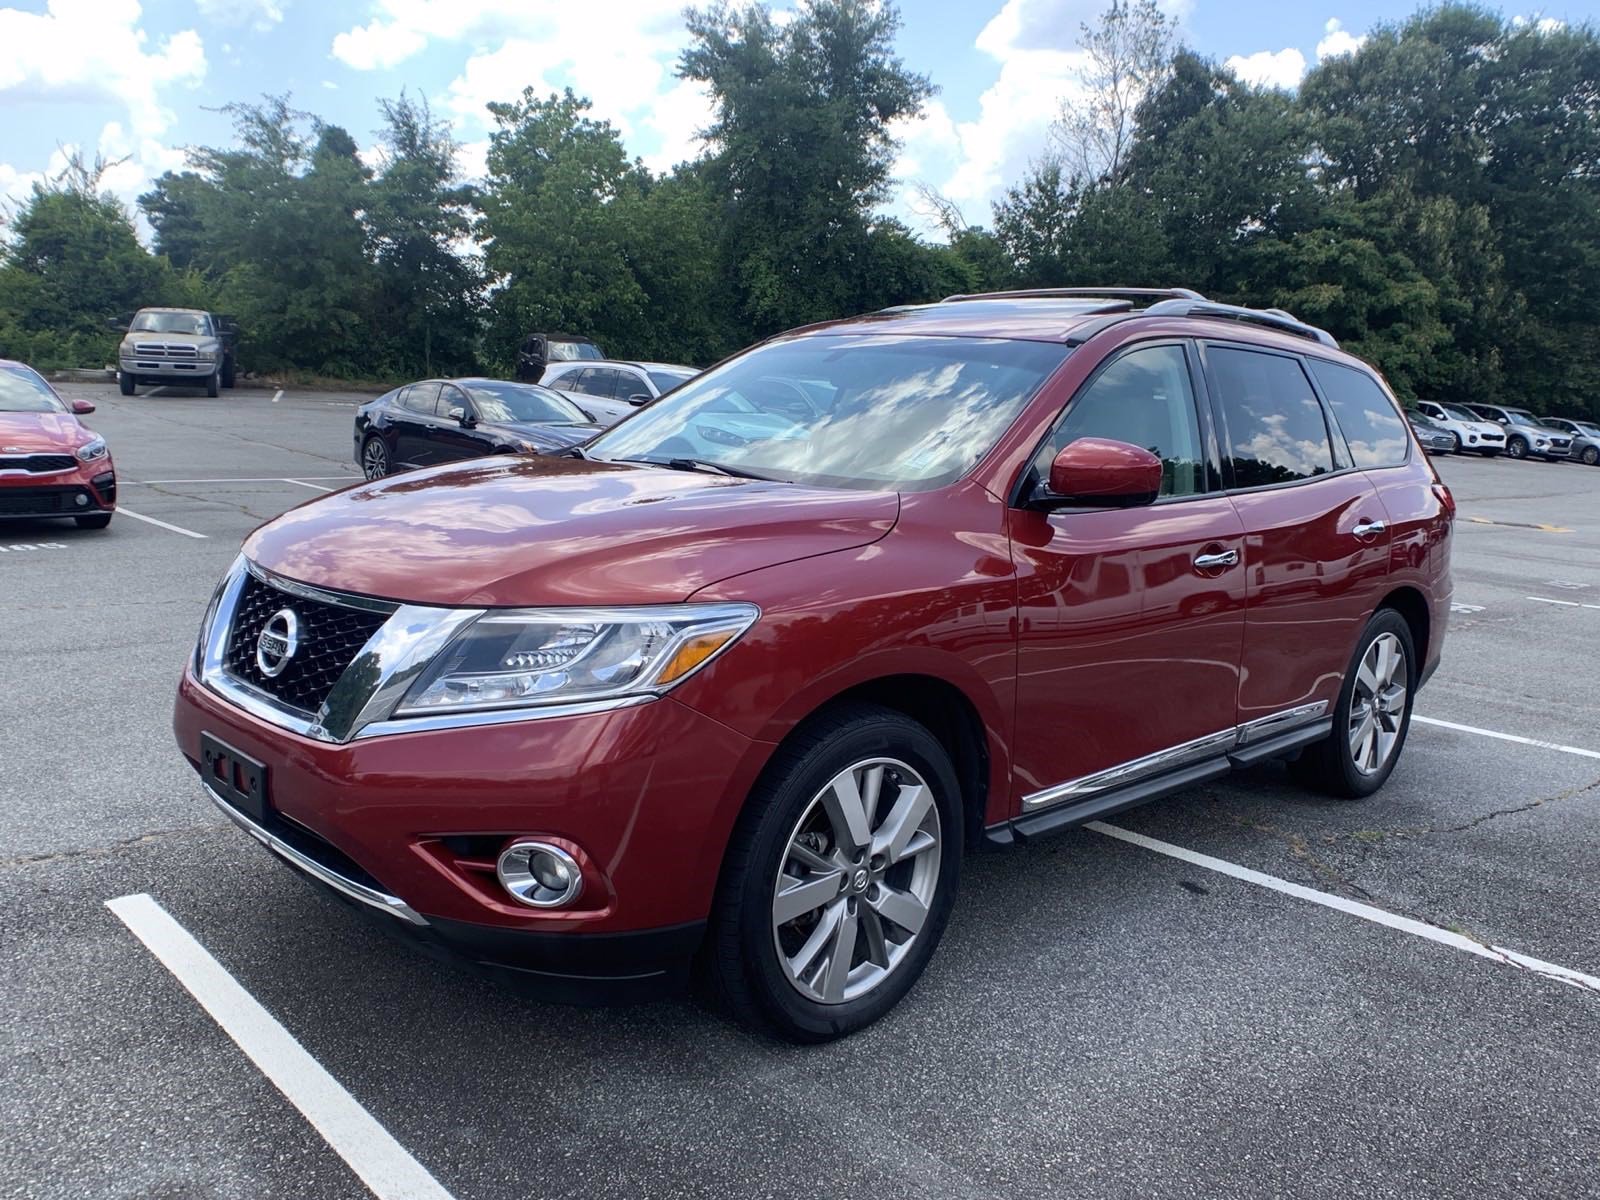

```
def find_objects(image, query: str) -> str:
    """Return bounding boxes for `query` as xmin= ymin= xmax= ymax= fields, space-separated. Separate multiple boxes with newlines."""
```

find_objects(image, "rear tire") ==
xmin=1450 ymin=433 xmax=1462 ymax=453
xmin=360 ymin=435 xmax=391 ymax=480
xmin=74 ymin=513 xmax=112 ymax=530
xmin=703 ymin=703 xmax=963 ymax=1043
xmin=1289 ymin=609 xmax=1415 ymax=800
xmin=221 ymin=358 xmax=236 ymax=389
xmin=118 ymin=373 xmax=135 ymax=396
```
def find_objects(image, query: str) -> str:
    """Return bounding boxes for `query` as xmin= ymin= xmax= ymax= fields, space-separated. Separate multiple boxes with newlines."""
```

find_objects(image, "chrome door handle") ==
xmin=1352 ymin=519 xmax=1387 ymax=538
xmin=1194 ymin=549 xmax=1239 ymax=571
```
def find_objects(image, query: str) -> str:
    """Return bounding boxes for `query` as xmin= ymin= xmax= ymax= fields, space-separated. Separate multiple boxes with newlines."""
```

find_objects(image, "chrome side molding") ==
xmin=1021 ymin=701 xmax=1330 ymax=812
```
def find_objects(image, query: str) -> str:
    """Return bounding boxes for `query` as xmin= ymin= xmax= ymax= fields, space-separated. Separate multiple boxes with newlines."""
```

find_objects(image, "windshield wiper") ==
xmin=558 ymin=444 xmax=588 ymax=459
xmin=664 ymin=457 xmax=775 ymax=480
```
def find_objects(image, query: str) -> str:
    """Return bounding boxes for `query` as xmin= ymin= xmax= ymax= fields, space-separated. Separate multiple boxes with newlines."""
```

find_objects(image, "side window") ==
xmin=616 ymin=369 xmax=650 ymax=399
xmin=1208 ymin=347 xmax=1335 ymax=487
xmin=404 ymin=382 xmax=442 ymax=414
xmin=439 ymin=385 xmax=469 ymax=419
xmin=1033 ymin=344 xmax=1205 ymax=498
xmin=564 ymin=369 xmax=604 ymax=396
xmin=1308 ymin=360 xmax=1409 ymax=468
xmin=589 ymin=368 xmax=624 ymax=398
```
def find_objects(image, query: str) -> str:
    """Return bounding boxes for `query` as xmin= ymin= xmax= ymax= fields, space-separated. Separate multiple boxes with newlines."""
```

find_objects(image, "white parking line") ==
xmin=106 ymin=894 xmax=456 ymax=1200
xmin=116 ymin=507 xmax=207 ymax=539
xmin=283 ymin=479 xmax=334 ymax=492
xmin=1527 ymin=595 xmax=1600 ymax=611
xmin=1088 ymin=823 xmax=1600 ymax=994
xmin=1414 ymin=715 xmax=1600 ymax=761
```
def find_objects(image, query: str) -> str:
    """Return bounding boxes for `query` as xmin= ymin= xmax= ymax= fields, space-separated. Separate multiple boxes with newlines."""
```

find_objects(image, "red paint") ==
xmin=172 ymin=304 xmax=1452 ymax=967
xmin=0 ymin=365 xmax=116 ymax=518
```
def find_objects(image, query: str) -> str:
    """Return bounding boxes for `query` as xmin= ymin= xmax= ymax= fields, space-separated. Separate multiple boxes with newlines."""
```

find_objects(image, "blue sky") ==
xmin=2 ymin=0 xmax=1597 ymax=238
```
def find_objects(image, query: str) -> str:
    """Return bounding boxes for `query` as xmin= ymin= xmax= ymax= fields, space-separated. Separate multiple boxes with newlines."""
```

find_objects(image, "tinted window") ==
xmin=1209 ymin=347 xmax=1334 ymax=486
xmin=129 ymin=311 xmax=209 ymax=335
xmin=461 ymin=382 xmax=588 ymax=425
xmin=647 ymin=369 xmax=693 ymax=394
xmin=438 ymin=385 xmax=470 ymax=418
xmin=563 ymin=369 xmax=609 ymax=397
xmin=1034 ymin=344 xmax=1204 ymax=498
xmin=402 ymin=382 xmax=442 ymax=414
xmin=590 ymin=334 xmax=1069 ymax=491
xmin=1308 ymin=360 xmax=1408 ymax=468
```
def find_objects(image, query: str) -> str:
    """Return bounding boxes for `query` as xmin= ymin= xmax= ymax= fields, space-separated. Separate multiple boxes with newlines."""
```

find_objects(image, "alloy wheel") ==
xmin=1348 ymin=632 xmax=1408 ymax=775
xmin=1508 ymin=437 xmax=1527 ymax=459
xmin=771 ymin=757 xmax=941 ymax=1005
xmin=362 ymin=438 xmax=389 ymax=480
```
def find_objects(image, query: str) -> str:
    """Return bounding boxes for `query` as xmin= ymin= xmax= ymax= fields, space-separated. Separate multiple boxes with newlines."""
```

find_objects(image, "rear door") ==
xmin=1009 ymin=340 xmax=1248 ymax=812
xmin=392 ymin=382 xmax=442 ymax=467
xmin=1202 ymin=343 xmax=1392 ymax=730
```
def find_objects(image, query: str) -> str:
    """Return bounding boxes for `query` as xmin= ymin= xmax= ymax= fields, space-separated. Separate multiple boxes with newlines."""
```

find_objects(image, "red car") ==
xmin=174 ymin=289 xmax=1452 ymax=1041
xmin=0 ymin=361 xmax=116 ymax=529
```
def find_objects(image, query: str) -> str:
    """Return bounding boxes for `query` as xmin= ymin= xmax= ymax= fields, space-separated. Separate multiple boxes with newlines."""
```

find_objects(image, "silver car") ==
xmin=1538 ymin=418 xmax=1600 ymax=466
xmin=540 ymin=360 xmax=698 ymax=426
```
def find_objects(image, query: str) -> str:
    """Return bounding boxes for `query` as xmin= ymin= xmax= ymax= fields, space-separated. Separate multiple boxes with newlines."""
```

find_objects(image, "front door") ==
xmin=430 ymin=384 xmax=485 ymax=463
xmin=1010 ymin=341 xmax=1247 ymax=812
xmin=393 ymin=382 xmax=442 ymax=467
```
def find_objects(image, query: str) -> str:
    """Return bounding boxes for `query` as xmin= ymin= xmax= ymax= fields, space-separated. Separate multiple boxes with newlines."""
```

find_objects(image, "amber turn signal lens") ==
xmin=656 ymin=630 xmax=738 ymax=685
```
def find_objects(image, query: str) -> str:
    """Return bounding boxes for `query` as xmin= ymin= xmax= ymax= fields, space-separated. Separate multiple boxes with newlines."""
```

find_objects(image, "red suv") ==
xmin=174 ymin=289 xmax=1451 ymax=1041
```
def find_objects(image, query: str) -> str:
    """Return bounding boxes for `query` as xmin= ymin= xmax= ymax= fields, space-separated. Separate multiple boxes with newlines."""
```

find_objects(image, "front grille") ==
xmin=0 ymin=454 xmax=75 ymax=473
xmin=0 ymin=486 xmax=92 ymax=515
xmin=132 ymin=342 xmax=199 ymax=359
xmin=222 ymin=572 xmax=389 ymax=715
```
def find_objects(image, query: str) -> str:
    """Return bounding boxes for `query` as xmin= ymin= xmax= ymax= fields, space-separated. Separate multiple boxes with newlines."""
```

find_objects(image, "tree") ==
xmin=0 ymin=153 xmax=171 ymax=368
xmin=680 ymin=0 xmax=935 ymax=334
xmin=1049 ymin=0 xmax=1174 ymax=186
xmin=366 ymin=93 xmax=483 ymax=376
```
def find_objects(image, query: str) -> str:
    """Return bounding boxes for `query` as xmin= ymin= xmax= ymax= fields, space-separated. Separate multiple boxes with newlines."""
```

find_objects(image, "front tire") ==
xmin=1507 ymin=436 xmax=1528 ymax=459
xmin=1290 ymin=610 xmax=1415 ymax=799
xmin=1451 ymin=433 xmax=1462 ymax=453
xmin=360 ymin=435 xmax=391 ymax=480
xmin=118 ymin=373 xmax=135 ymax=396
xmin=1582 ymin=445 xmax=1599 ymax=466
xmin=704 ymin=703 xmax=963 ymax=1042
xmin=205 ymin=370 xmax=220 ymax=398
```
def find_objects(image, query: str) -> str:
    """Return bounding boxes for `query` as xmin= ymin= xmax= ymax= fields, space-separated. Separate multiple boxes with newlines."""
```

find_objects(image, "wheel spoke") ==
xmin=785 ymin=840 xmax=835 ymax=875
xmin=1355 ymin=656 xmax=1379 ymax=699
xmin=870 ymin=885 xmax=928 ymax=936
xmin=871 ymin=783 xmax=932 ymax=864
xmin=787 ymin=900 xmax=843 ymax=979
xmin=859 ymin=908 xmax=890 ymax=969
xmin=773 ymin=871 xmax=843 ymax=927
xmin=822 ymin=769 xmax=873 ymax=851
xmin=820 ymin=906 xmax=859 ymax=1002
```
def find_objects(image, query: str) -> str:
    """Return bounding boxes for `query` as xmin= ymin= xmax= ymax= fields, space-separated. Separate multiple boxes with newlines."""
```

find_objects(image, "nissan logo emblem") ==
xmin=256 ymin=608 xmax=300 ymax=677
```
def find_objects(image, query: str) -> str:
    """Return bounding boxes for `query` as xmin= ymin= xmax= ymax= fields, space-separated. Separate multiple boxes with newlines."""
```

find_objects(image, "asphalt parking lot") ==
xmin=4 ymin=382 xmax=1600 ymax=1200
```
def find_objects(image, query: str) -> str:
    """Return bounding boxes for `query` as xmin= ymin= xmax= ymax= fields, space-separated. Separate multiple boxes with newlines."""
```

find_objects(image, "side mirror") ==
xmin=448 ymin=407 xmax=474 ymax=428
xmin=70 ymin=399 xmax=96 ymax=415
xmin=1032 ymin=437 xmax=1162 ymax=509
xmin=627 ymin=393 xmax=652 ymax=407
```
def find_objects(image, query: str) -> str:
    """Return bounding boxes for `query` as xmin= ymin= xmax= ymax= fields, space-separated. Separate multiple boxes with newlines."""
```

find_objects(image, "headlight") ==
xmin=395 ymin=603 xmax=759 ymax=716
xmin=76 ymin=437 xmax=108 ymax=463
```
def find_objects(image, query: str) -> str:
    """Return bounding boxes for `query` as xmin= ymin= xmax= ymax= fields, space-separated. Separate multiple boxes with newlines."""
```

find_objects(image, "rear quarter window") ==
xmin=1307 ymin=360 xmax=1410 ymax=468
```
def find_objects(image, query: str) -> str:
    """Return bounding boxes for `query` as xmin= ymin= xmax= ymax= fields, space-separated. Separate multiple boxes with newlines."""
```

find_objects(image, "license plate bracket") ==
xmin=200 ymin=733 xmax=270 ymax=824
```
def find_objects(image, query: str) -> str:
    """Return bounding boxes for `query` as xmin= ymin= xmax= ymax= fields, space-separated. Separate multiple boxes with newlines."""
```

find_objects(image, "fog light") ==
xmin=74 ymin=493 xmax=89 ymax=507
xmin=496 ymin=841 xmax=583 ymax=908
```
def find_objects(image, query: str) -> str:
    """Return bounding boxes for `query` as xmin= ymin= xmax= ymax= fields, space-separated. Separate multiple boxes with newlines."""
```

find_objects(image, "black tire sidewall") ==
xmin=1328 ymin=610 xmax=1417 ymax=797
xmin=1508 ymin=437 xmax=1527 ymax=458
xmin=729 ymin=709 xmax=963 ymax=1042
xmin=362 ymin=437 xmax=388 ymax=479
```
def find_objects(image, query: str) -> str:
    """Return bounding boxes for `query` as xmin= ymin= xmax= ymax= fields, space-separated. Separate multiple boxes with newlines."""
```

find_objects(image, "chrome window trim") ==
xmin=1022 ymin=701 xmax=1330 ymax=812
xmin=203 ymin=783 xmax=427 ymax=926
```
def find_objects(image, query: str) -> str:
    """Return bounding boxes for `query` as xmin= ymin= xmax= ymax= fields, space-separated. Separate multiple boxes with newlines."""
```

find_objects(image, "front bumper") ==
xmin=120 ymin=356 xmax=217 ymax=381
xmin=174 ymin=666 xmax=765 ymax=993
xmin=0 ymin=459 xmax=115 ymax=518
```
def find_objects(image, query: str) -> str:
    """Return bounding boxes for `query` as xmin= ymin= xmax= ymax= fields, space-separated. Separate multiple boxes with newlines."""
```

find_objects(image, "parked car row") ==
xmin=1404 ymin=401 xmax=1600 ymax=465
xmin=0 ymin=360 xmax=116 ymax=528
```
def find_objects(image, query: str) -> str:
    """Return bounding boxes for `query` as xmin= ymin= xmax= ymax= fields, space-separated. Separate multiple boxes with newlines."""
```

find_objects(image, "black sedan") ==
xmin=355 ymin=378 xmax=600 ymax=480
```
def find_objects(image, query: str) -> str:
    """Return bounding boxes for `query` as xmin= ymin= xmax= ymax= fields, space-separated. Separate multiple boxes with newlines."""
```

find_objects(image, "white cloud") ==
xmin=1511 ymin=15 xmax=1565 ymax=34
xmin=331 ymin=18 xmax=426 ymax=72
xmin=1225 ymin=47 xmax=1307 ymax=90
xmin=1315 ymin=17 xmax=1365 ymax=60
xmin=640 ymin=80 xmax=714 ymax=174
xmin=0 ymin=0 xmax=206 ymax=137
xmin=195 ymin=0 xmax=285 ymax=32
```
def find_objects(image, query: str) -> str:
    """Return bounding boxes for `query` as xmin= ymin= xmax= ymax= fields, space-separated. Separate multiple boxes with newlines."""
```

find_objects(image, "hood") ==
xmin=0 ymin=411 xmax=88 ymax=452
xmin=122 ymin=330 xmax=217 ymax=346
xmin=485 ymin=421 xmax=600 ymax=451
xmin=243 ymin=455 xmax=899 ymax=607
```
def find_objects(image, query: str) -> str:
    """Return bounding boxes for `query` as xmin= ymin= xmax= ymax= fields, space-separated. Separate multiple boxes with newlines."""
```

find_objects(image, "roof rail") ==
xmin=1142 ymin=299 xmax=1339 ymax=348
xmin=941 ymin=287 xmax=1206 ymax=304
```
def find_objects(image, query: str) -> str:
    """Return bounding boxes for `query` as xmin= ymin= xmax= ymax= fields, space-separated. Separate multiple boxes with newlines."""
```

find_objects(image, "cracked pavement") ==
xmin=3 ymin=387 xmax=1599 ymax=1199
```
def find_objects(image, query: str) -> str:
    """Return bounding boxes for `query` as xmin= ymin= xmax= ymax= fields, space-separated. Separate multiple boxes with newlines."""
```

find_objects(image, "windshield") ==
xmin=1439 ymin=403 xmax=1480 ymax=422
xmin=0 ymin=364 xmax=65 ymax=413
xmin=130 ymin=311 xmax=210 ymax=336
xmin=647 ymin=368 xmax=694 ymax=394
xmin=588 ymin=334 xmax=1069 ymax=491
xmin=1503 ymin=408 xmax=1542 ymax=426
xmin=548 ymin=341 xmax=602 ymax=362
xmin=462 ymin=381 xmax=588 ymax=425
